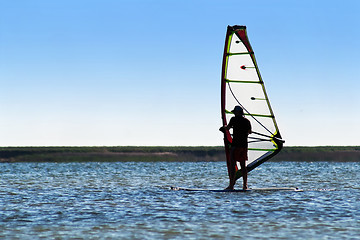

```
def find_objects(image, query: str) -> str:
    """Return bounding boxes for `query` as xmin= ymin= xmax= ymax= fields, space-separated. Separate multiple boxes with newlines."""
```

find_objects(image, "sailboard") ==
xmin=221 ymin=25 xmax=284 ymax=180
xmin=171 ymin=186 xmax=301 ymax=192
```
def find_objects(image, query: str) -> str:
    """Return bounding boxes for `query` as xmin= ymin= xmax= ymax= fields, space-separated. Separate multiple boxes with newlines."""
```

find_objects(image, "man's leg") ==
xmin=239 ymin=160 xmax=248 ymax=190
xmin=225 ymin=148 xmax=236 ymax=190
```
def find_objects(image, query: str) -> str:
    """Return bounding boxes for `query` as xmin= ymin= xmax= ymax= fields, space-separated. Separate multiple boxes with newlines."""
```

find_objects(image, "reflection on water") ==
xmin=0 ymin=161 xmax=359 ymax=239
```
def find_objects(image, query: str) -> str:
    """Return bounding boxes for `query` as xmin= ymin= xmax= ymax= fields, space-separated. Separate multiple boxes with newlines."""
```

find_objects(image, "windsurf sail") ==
xmin=221 ymin=25 xmax=284 ymax=180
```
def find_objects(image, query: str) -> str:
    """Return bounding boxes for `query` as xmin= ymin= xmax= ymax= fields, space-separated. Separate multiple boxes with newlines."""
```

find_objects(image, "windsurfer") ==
xmin=220 ymin=106 xmax=252 ymax=190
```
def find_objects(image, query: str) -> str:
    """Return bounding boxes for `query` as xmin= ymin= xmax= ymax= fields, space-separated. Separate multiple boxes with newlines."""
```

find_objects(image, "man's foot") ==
xmin=225 ymin=185 xmax=234 ymax=190
xmin=243 ymin=185 xmax=248 ymax=190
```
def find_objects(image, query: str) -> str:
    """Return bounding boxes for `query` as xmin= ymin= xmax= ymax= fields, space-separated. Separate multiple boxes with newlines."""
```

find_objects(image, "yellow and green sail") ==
xmin=220 ymin=25 xmax=284 ymax=179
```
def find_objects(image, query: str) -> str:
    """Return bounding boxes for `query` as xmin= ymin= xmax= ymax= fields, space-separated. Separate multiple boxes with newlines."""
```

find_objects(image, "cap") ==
xmin=231 ymin=106 xmax=243 ymax=114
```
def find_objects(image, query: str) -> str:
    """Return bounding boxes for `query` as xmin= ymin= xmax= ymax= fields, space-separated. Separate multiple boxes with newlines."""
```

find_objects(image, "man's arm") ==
xmin=220 ymin=118 xmax=234 ymax=133
xmin=219 ymin=125 xmax=231 ymax=133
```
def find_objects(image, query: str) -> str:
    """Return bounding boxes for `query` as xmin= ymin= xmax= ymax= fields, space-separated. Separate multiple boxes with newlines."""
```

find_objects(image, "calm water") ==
xmin=1 ymin=161 xmax=359 ymax=239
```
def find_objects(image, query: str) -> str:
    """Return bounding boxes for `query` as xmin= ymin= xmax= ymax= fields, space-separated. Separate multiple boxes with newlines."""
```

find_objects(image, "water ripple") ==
xmin=0 ymin=161 xmax=359 ymax=239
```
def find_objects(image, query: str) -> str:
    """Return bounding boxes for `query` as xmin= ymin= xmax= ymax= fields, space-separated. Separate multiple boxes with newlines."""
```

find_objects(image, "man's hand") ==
xmin=219 ymin=126 xmax=226 ymax=133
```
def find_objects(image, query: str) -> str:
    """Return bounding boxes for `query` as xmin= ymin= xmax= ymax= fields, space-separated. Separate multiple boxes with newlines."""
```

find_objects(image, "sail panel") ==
xmin=226 ymin=55 xmax=258 ymax=81
xmin=225 ymin=82 xmax=271 ymax=116
xmin=229 ymin=33 xmax=249 ymax=54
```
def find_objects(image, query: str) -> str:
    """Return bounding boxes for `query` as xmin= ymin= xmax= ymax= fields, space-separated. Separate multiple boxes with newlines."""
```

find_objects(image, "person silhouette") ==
xmin=220 ymin=106 xmax=251 ymax=190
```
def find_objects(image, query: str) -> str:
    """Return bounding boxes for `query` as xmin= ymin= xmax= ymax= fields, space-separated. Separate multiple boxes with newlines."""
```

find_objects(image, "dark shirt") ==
xmin=228 ymin=116 xmax=251 ymax=147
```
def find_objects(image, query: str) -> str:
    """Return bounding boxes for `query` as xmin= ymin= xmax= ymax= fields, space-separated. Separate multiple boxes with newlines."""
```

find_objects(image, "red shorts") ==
xmin=231 ymin=147 xmax=248 ymax=162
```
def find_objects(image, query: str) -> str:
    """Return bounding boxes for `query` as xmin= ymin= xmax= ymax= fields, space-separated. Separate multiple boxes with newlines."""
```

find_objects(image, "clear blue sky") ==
xmin=1 ymin=0 xmax=359 ymax=146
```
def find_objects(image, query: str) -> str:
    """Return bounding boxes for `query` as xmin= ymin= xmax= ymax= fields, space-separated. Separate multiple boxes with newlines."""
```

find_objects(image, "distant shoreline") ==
xmin=0 ymin=146 xmax=359 ymax=162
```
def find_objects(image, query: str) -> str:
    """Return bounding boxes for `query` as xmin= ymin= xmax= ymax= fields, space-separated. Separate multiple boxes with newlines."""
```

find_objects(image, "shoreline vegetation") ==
xmin=1 ymin=146 xmax=359 ymax=163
